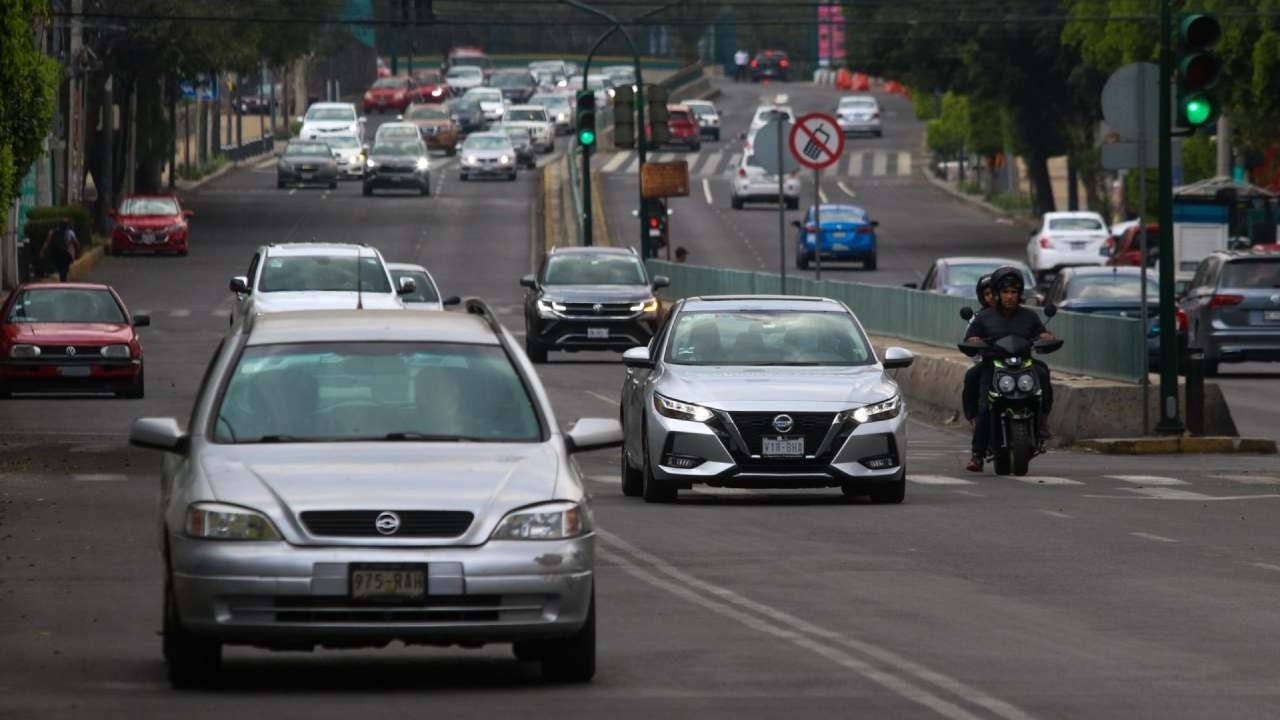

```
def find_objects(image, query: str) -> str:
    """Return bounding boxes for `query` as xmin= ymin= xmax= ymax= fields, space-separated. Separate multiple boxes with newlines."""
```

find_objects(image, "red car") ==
xmin=411 ymin=70 xmax=451 ymax=102
xmin=0 ymin=283 xmax=148 ymax=398
xmin=109 ymin=194 xmax=192 ymax=255
xmin=363 ymin=76 xmax=419 ymax=113
xmin=1106 ymin=223 xmax=1159 ymax=266
xmin=647 ymin=104 xmax=701 ymax=151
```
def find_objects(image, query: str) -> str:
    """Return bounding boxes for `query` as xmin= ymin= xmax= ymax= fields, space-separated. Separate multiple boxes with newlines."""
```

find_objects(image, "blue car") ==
xmin=793 ymin=204 xmax=879 ymax=271
xmin=1042 ymin=266 xmax=1187 ymax=370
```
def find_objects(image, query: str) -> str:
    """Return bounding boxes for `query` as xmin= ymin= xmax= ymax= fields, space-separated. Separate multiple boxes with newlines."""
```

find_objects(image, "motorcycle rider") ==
xmin=964 ymin=267 xmax=1055 ymax=472
xmin=962 ymin=274 xmax=995 ymax=429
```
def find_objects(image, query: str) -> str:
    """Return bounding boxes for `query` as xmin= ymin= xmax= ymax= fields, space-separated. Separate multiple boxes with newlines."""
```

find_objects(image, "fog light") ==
xmin=664 ymin=454 xmax=704 ymax=469
xmin=860 ymin=455 xmax=898 ymax=470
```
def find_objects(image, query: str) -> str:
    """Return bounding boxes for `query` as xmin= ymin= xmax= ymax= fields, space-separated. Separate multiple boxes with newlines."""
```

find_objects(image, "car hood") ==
xmin=410 ymin=118 xmax=453 ymax=129
xmin=7 ymin=322 xmax=134 ymax=343
xmin=658 ymin=364 xmax=896 ymax=411
xmin=301 ymin=121 xmax=356 ymax=132
xmin=280 ymin=154 xmax=334 ymax=165
xmin=504 ymin=119 xmax=549 ymax=129
xmin=540 ymin=284 xmax=653 ymax=303
xmin=116 ymin=215 xmax=182 ymax=228
xmin=253 ymin=292 xmax=402 ymax=312
xmin=369 ymin=153 xmax=423 ymax=165
xmin=463 ymin=148 xmax=512 ymax=159
xmin=201 ymin=442 xmax=560 ymax=545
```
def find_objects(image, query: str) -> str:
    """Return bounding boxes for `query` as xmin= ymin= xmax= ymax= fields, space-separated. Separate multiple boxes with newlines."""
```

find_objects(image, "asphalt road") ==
xmin=4 ymin=95 xmax=1280 ymax=719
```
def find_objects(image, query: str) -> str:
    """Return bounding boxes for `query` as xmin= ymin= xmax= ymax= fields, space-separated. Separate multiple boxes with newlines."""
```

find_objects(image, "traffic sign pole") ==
xmin=777 ymin=118 xmax=787 ymax=294
xmin=814 ymin=168 xmax=822 ymax=281
xmin=788 ymin=113 xmax=845 ymax=285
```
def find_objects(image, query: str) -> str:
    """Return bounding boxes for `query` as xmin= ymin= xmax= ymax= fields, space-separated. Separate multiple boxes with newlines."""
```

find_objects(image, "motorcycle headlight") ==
xmin=843 ymin=395 xmax=901 ymax=425
xmin=99 ymin=344 xmax=131 ymax=359
xmin=997 ymin=374 xmax=1017 ymax=394
xmin=654 ymin=393 xmax=715 ymax=423
xmin=536 ymin=298 xmax=566 ymax=317
xmin=415 ymin=157 xmax=430 ymax=170
xmin=185 ymin=502 xmax=281 ymax=541
xmin=9 ymin=344 xmax=40 ymax=359
xmin=490 ymin=501 xmax=590 ymax=540
xmin=1016 ymin=373 xmax=1037 ymax=392
xmin=630 ymin=298 xmax=659 ymax=314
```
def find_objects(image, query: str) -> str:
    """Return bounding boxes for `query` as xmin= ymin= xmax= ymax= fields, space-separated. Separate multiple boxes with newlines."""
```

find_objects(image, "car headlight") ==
xmin=842 ymin=395 xmax=901 ymax=425
xmin=184 ymin=502 xmax=281 ymax=541
xmin=118 ymin=225 xmax=138 ymax=234
xmin=1016 ymin=373 xmax=1037 ymax=392
xmin=277 ymin=160 xmax=291 ymax=171
xmin=366 ymin=158 xmax=377 ymax=169
xmin=630 ymin=297 xmax=659 ymax=313
xmin=654 ymin=393 xmax=715 ymax=423
xmin=9 ymin=344 xmax=40 ymax=358
xmin=490 ymin=501 xmax=590 ymax=540
xmin=100 ymin=344 xmax=132 ymax=359
xmin=997 ymin=374 xmax=1017 ymax=394
xmin=356 ymin=153 xmax=366 ymax=164
xmin=494 ymin=107 xmax=505 ymax=117
xmin=499 ymin=154 xmax=511 ymax=164
xmin=415 ymin=157 xmax=430 ymax=170
xmin=536 ymin=298 xmax=566 ymax=317
xmin=163 ymin=224 xmax=185 ymax=234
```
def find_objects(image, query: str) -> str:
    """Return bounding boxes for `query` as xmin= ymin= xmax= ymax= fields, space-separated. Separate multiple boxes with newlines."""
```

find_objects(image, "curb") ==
xmin=921 ymin=170 xmax=1037 ymax=231
xmin=174 ymin=149 xmax=275 ymax=193
xmin=1073 ymin=436 xmax=1278 ymax=455
xmin=67 ymin=245 xmax=104 ymax=281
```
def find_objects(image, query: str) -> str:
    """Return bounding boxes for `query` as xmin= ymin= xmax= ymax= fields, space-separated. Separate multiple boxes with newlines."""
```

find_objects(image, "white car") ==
xmin=836 ymin=95 xmax=881 ymax=137
xmin=529 ymin=93 xmax=573 ymax=135
xmin=387 ymin=262 xmax=449 ymax=310
xmin=683 ymin=99 xmax=721 ymax=141
xmin=229 ymin=243 xmax=408 ymax=324
xmin=749 ymin=104 xmax=795 ymax=135
xmin=731 ymin=152 xmax=800 ymax=210
xmin=298 ymin=102 xmax=365 ymax=143
xmin=529 ymin=60 xmax=571 ymax=88
xmin=1026 ymin=211 xmax=1111 ymax=282
xmin=374 ymin=121 xmax=423 ymax=145
xmin=585 ymin=74 xmax=615 ymax=106
xmin=600 ymin=65 xmax=637 ymax=91
xmin=323 ymin=135 xmax=365 ymax=179
xmin=501 ymin=105 xmax=555 ymax=152
xmin=464 ymin=87 xmax=506 ymax=123
xmin=445 ymin=66 xmax=484 ymax=93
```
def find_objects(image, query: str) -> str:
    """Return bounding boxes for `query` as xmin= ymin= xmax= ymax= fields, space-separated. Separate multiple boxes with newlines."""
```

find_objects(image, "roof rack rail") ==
xmin=463 ymin=297 xmax=504 ymax=336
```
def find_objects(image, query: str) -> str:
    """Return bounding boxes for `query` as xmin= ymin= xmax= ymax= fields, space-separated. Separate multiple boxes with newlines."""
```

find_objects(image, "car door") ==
xmin=624 ymin=304 xmax=676 ymax=465
xmin=236 ymin=251 xmax=261 ymax=319
xmin=1182 ymin=256 xmax=1218 ymax=347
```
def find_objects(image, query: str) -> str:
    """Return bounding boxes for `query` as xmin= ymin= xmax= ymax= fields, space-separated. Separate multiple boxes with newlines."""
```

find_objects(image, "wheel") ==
xmin=0 ymin=383 xmax=10 ymax=399
xmin=447 ymin=146 xmax=457 ymax=157
xmin=540 ymin=589 xmax=595 ymax=683
xmin=864 ymin=253 xmax=877 ymax=271
xmin=874 ymin=130 xmax=883 ymax=138
xmin=459 ymin=173 xmax=469 ymax=181
xmin=992 ymin=451 xmax=1012 ymax=476
xmin=119 ymin=368 xmax=145 ymax=399
xmin=525 ymin=336 xmax=548 ymax=364
xmin=328 ymin=180 xmax=337 ymax=190
xmin=690 ymin=142 xmax=701 ymax=152
xmin=713 ymin=129 xmax=720 ymax=141
xmin=508 ymin=172 xmax=517 ymax=181
xmin=869 ymin=470 xmax=906 ymax=504
xmin=103 ymin=244 xmax=112 ymax=256
xmin=641 ymin=430 xmax=677 ymax=503
xmin=731 ymin=196 xmax=744 ymax=210
xmin=164 ymin=573 xmax=221 ymax=689
xmin=621 ymin=443 xmax=643 ymax=497
xmin=420 ymin=183 xmax=430 ymax=196
xmin=786 ymin=197 xmax=799 ymax=210
xmin=796 ymin=254 xmax=810 ymax=270
xmin=1009 ymin=419 xmax=1033 ymax=476
xmin=177 ymin=248 xmax=189 ymax=257
xmin=362 ymin=184 xmax=372 ymax=196
xmin=277 ymin=179 xmax=286 ymax=189
xmin=512 ymin=640 xmax=543 ymax=662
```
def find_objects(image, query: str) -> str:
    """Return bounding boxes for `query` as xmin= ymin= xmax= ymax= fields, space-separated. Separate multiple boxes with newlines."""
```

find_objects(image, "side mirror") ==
xmin=397 ymin=277 xmax=418 ymax=295
xmin=960 ymin=306 xmax=975 ymax=321
xmin=564 ymin=417 xmax=624 ymax=453
xmin=358 ymin=116 xmax=368 ymax=124
xmin=129 ymin=417 xmax=188 ymax=453
xmin=1043 ymin=304 xmax=1058 ymax=317
xmin=882 ymin=346 xmax=914 ymax=369
xmin=902 ymin=282 xmax=918 ymax=289
xmin=442 ymin=295 xmax=462 ymax=307
xmin=230 ymin=275 xmax=250 ymax=294
xmin=182 ymin=209 xmax=194 ymax=218
xmin=869 ymin=220 xmax=880 ymax=228
xmin=621 ymin=346 xmax=653 ymax=369
xmin=132 ymin=313 xmax=151 ymax=327
xmin=791 ymin=220 xmax=803 ymax=230
xmin=519 ymin=273 xmax=537 ymax=289
xmin=295 ymin=115 xmax=304 ymax=124
xmin=652 ymin=275 xmax=670 ymax=290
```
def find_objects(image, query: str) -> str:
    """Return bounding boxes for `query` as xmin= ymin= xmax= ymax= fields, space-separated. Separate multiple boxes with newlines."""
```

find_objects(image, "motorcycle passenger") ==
xmin=964 ymin=267 xmax=1054 ymax=472
xmin=962 ymin=274 xmax=995 ymax=428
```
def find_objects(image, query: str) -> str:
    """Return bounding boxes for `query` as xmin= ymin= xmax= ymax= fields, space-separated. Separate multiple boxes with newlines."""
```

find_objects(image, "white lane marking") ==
xmin=842 ymin=151 xmax=862 ymax=176
xmin=698 ymin=151 xmax=723 ymax=176
xmin=600 ymin=531 xmax=1035 ymax=720
xmin=1247 ymin=562 xmax=1280 ymax=572
xmin=951 ymin=490 xmax=986 ymax=497
xmin=73 ymin=473 xmax=128 ymax=482
xmin=1210 ymin=474 xmax=1280 ymax=485
xmin=898 ymin=151 xmax=913 ymax=176
xmin=1130 ymin=532 xmax=1179 ymax=543
xmin=818 ymin=186 xmax=829 ymax=204
xmin=584 ymin=390 xmax=620 ymax=407
xmin=726 ymin=153 xmax=741 ymax=174
xmin=872 ymin=152 xmax=887 ymax=177
xmin=211 ymin=308 xmax=231 ymax=318
xmin=288 ymin=188 xmax=297 ymax=196
xmin=1085 ymin=488 xmax=1280 ymax=501
xmin=601 ymin=152 xmax=631 ymax=173
xmin=1015 ymin=476 xmax=1083 ymax=486
xmin=169 ymin=309 xmax=191 ymax=318
xmin=1038 ymin=510 xmax=1073 ymax=519
xmin=702 ymin=177 xmax=713 ymax=205
xmin=1106 ymin=475 xmax=1187 ymax=486
xmin=837 ymin=181 xmax=857 ymax=198
xmin=909 ymin=474 xmax=975 ymax=486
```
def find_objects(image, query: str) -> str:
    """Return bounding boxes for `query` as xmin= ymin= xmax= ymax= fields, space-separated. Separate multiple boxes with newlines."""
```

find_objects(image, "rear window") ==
xmin=407 ymin=106 xmax=449 ymax=120
xmin=1221 ymin=260 xmax=1280 ymax=289
xmin=259 ymin=255 xmax=392 ymax=293
xmin=505 ymin=109 xmax=546 ymax=122
xmin=1066 ymin=274 xmax=1154 ymax=300
xmin=1048 ymin=217 xmax=1104 ymax=231
xmin=373 ymin=78 xmax=405 ymax=89
xmin=544 ymin=254 xmax=647 ymax=285
xmin=305 ymin=107 xmax=355 ymax=122
xmin=668 ymin=110 xmax=692 ymax=123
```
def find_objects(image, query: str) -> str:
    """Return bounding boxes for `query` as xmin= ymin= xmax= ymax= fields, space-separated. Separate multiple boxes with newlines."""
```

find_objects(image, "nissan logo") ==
xmin=374 ymin=511 xmax=401 ymax=535
xmin=772 ymin=414 xmax=795 ymax=433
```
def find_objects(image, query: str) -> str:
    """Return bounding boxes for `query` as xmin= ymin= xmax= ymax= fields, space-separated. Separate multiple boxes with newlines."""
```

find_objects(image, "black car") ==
xmin=520 ymin=247 xmax=670 ymax=363
xmin=489 ymin=70 xmax=537 ymax=104
xmin=277 ymin=140 xmax=338 ymax=189
xmin=1042 ymin=266 xmax=1187 ymax=370
xmin=445 ymin=97 xmax=486 ymax=134
xmin=362 ymin=138 xmax=431 ymax=196
xmin=495 ymin=125 xmax=537 ymax=169
xmin=751 ymin=50 xmax=791 ymax=82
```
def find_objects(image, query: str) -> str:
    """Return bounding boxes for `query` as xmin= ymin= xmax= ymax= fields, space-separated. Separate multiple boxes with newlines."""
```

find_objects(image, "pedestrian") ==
xmin=675 ymin=246 xmax=688 ymax=263
xmin=41 ymin=219 xmax=80 ymax=282
xmin=733 ymin=48 xmax=749 ymax=83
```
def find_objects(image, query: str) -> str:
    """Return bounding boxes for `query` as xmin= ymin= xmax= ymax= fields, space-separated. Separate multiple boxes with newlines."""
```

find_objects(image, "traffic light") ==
xmin=647 ymin=83 xmax=670 ymax=146
xmin=1176 ymin=13 xmax=1221 ymax=130
xmin=642 ymin=198 xmax=668 ymax=255
xmin=575 ymin=90 xmax=596 ymax=150
xmin=613 ymin=84 xmax=635 ymax=149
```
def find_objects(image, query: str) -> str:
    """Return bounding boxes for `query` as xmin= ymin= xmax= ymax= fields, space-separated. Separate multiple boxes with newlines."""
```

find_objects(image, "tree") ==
xmin=926 ymin=92 xmax=969 ymax=174
xmin=0 ymin=0 xmax=59 ymax=209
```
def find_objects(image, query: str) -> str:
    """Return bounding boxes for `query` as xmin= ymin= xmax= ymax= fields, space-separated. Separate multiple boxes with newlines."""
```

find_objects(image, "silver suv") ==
xmin=619 ymin=295 xmax=914 ymax=503
xmin=229 ymin=243 xmax=410 ymax=323
xmin=130 ymin=301 xmax=622 ymax=687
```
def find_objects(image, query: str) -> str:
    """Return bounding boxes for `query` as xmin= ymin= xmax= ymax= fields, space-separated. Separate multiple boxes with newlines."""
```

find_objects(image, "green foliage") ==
xmin=989 ymin=193 xmax=1033 ymax=212
xmin=926 ymin=92 xmax=970 ymax=157
xmin=0 ymin=1 xmax=59 ymax=208
xmin=24 ymin=205 xmax=94 ymax=248
xmin=911 ymin=88 xmax=938 ymax=120
xmin=1124 ymin=169 xmax=1159 ymax=218
xmin=1181 ymin=133 xmax=1217 ymax=184
xmin=177 ymin=155 xmax=229 ymax=182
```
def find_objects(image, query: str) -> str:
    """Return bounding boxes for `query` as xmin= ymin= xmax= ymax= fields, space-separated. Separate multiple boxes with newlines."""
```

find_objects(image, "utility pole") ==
xmin=1155 ymin=0 xmax=1183 ymax=434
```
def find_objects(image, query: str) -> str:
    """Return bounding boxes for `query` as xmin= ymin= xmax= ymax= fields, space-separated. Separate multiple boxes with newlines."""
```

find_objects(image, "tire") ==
xmin=525 ymin=336 xmax=548 ymax=364
xmin=869 ymin=470 xmax=907 ymax=504
xmin=512 ymin=640 xmax=543 ymax=662
xmin=690 ymin=142 xmax=701 ymax=152
xmin=459 ymin=173 xmax=469 ymax=181
xmin=731 ymin=196 xmax=744 ymax=210
xmin=1010 ymin=419 xmax=1033 ymax=476
xmin=164 ymin=574 xmax=221 ymax=689
xmin=508 ymin=172 xmax=517 ymax=181
xmin=993 ymin=450 xmax=1012 ymax=476
xmin=177 ymin=248 xmax=189 ymax=257
xmin=362 ymin=184 xmax=372 ymax=196
xmin=447 ymin=146 xmax=457 ymax=157
xmin=540 ymin=589 xmax=595 ymax=683
xmin=277 ymin=180 xmax=286 ymax=189
xmin=713 ymin=130 xmax=720 ymax=141
xmin=1203 ymin=357 xmax=1220 ymax=377
xmin=420 ymin=183 xmax=430 ymax=196
xmin=328 ymin=180 xmax=338 ymax=190
xmin=621 ymin=443 xmax=644 ymax=497
xmin=796 ymin=253 xmax=810 ymax=270
xmin=864 ymin=253 xmax=877 ymax=271
xmin=0 ymin=383 xmax=10 ymax=399
xmin=641 ymin=431 xmax=678 ymax=503
xmin=786 ymin=197 xmax=799 ymax=210
xmin=119 ymin=368 xmax=145 ymax=399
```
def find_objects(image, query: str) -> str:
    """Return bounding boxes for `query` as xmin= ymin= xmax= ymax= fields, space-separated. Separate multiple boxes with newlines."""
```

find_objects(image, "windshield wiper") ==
xmin=751 ymin=362 xmax=823 ymax=366
xmin=383 ymin=432 xmax=470 ymax=441
xmin=254 ymin=434 xmax=303 ymax=443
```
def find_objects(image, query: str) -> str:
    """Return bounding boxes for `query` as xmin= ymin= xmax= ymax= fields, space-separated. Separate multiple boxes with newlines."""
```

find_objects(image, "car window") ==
xmin=922 ymin=265 xmax=937 ymax=290
xmin=1221 ymin=259 xmax=1280 ymax=289
xmin=446 ymin=98 xmax=480 ymax=113
xmin=687 ymin=104 xmax=715 ymax=117
xmin=213 ymin=342 xmax=541 ymax=443
xmin=666 ymin=310 xmax=873 ymax=366
xmin=463 ymin=135 xmax=511 ymax=151
xmin=324 ymin=136 xmax=359 ymax=149
xmin=407 ymin=106 xmax=449 ymax=120
xmin=119 ymin=197 xmax=179 ymax=215
xmin=1065 ymin=274 xmax=1155 ymax=300
xmin=1048 ymin=217 xmax=1104 ymax=231
xmin=543 ymin=254 xmax=647 ymax=285
xmin=392 ymin=270 xmax=440 ymax=303
xmin=371 ymin=141 xmax=422 ymax=157
xmin=246 ymin=252 xmax=261 ymax=285
xmin=839 ymin=98 xmax=877 ymax=108
xmin=668 ymin=110 xmax=692 ymax=122
xmin=259 ymin=255 xmax=392 ymax=293
xmin=285 ymin=142 xmax=330 ymax=156
xmin=446 ymin=67 xmax=482 ymax=79
xmin=414 ymin=72 xmax=442 ymax=84
xmin=505 ymin=109 xmax=546 ymax=122
xmin=501 ymin=127 xmax=531 ymax=141
xmin=492 ymin=74 xmax=533 ymax=87
xmin=818 ymin=207 xmax=868 ymax=223
xmin=5 ymin=288 xmax=126 ymax=324
xmin=451 ymin=56 xmax=490 ymax=69
xmin=305 ymin=107 xmax=355 ymax=122
xmin=466 ymin=89 xmax=502 ymax=102
xmin=373 ymin=78 xmax=405 ymax=89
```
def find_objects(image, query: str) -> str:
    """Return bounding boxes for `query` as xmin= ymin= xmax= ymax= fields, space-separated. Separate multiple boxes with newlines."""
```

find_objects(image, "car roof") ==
xmin=1210 ymin=249 xmax=1280 ymax=260
xmin=264 ymin=243 xmax=380 ymax=257
xmin=18 ymin=282 xmax=113 ymax=292
xmin=1061 ymin=265 xmax=1151 ymax=278
xmin=548 ymin=246 xmax=636 ymax=256
xmin=246 ymin=310 xmax=497 ymax=347
xmin=681 ymin=295 xmax=846 ymax=312
xmin=809 ymin=203 xmax=866 ymax=214
xmin=505 ymin=104 xmax=545 ymax=111
xmin=307 ymin=102 xmax=355 ymax=110
xmin=465 ymin=131 xmax=509 ymax=140
xmin=386 ymin=262 xmax=430 ymax=273
xmin=1044 ymin=211 xmax=1104 ymax=219
xmin=939 ymin=256 xmax=1031 ymax=267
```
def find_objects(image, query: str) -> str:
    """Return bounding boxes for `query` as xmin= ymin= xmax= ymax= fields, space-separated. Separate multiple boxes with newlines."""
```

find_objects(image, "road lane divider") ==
xmin=837 ymin=181 xmax=857 ymax=198
xmin=702 ymin=177 xmax=713 ymax=205
xmin=584 ymin=390 xmax=620 ymax=407
xmin=1129 ymin=532 xmax=1179 ymax=543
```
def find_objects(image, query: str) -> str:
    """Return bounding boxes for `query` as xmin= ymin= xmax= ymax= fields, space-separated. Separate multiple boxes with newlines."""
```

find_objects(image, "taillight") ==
xmin=779 ymin=59 xmax=790 ymax=68
xmin=1039 ymin=237 xmax=1053 ymax=249
xmin=856 ymin=226 xmax=874 ymax=234
xmin=805 ymin=223 xmax=817 ymax=232
xmin=1208 ymin=294 xmax=1244 ymax=309
xmin=750 ymin=59 xmax=759 ymax=68
xmin=1176 ymin=308 xmax=1188 ymax=332
xmin=649 ymin=217 xmax=660 ymax=229
xmin=738 ymin=167 xmax=747 ymax=177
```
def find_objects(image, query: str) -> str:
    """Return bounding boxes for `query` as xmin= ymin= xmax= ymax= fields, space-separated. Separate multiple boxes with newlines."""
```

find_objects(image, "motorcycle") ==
xmin=958 ymin=305 xmax=1064 ymax=476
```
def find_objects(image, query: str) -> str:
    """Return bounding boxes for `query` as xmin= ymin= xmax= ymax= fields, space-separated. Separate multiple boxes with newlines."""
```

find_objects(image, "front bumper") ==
xmin=460 ymin=160 xmax=516 ymax=177
xmin=112 ymin=230 xmax=188 ymax=253
xmin=530 ymin=313 xmax=657 ymax=351
xmin=1033 ymin=247 xmax=1106 ymax=273
xmin=838 ymin=118 xmax=881 ymax=134
xmin=364 ymin=169 xmax=430 ymax=190
xmin=278 ymin=166 xmax=338 ymax=185
xmin=734 ymin=177 xmax=800 ymax=202
xmin=168 ymin=533 xmax=594 ymax=648
xmin=1204 ymin=326 xmax=1280 ymax=363
xmin=0 ymin=359 xmax=141 ymax=393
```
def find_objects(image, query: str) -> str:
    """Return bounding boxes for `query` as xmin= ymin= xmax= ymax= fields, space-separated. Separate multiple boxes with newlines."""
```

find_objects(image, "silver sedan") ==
xmin=131 ymin=304 xmax=622 ymax=687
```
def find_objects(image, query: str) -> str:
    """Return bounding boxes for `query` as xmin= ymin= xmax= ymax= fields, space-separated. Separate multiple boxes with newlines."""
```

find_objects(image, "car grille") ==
xmin=722 ymin=411 xmax=849 ymax=469
xmin=300 ymin=510 xmax=474 ymax=538
xmin=560 ymin=302 xmax=636 ymax=318
xmin=36 ymin=344 xmax=105 ymax=358
xmin=378 ymin=165 xmax=415 ymax=174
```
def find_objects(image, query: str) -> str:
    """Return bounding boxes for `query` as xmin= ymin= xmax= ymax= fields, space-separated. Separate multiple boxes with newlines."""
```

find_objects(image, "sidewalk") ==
xmin=163 ymin=109 xmax=284 ymax=186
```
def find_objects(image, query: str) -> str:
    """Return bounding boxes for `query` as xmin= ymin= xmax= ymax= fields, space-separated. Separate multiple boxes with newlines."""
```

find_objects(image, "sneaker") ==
xmin=965 ymin=454 xmax=983 ymax=472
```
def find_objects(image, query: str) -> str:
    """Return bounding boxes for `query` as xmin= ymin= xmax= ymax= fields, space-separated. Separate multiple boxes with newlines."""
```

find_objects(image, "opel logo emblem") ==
xmin=772 ymin=414 xmax=795 ymax=433
xmin=65 ymin=346 xmax=76 ymax=356
xmin=374 ymin=511 xmax=401 ymax=535
xmin=592 ymin=303 xmax=603 ymax=313
xmin=1271 ymin=293 xmax=1280 ymax=305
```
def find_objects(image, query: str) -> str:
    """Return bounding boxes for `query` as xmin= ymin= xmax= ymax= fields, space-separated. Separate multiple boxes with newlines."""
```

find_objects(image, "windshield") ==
xmin=544 ymin=254 xmax=646 ymax=285
xmin=447 ymin=98 xmax=479 ymax=113
xmin=688 ymin=104 xmax=715 ymax=117
xmin=284 ymin=142 xmax=330 ymax=157
xmin=446 ymin=67 xmax=482 ymax=80
xmin=414 ymin=72 xmax=441 ymax=83
xmin=816 ymin=207 xmax=868 ymax=223
xmin=451 ymin=56 xmax=490 ymax=69
xmin=119 ymin=197 xmax=179 ymax=215
xmin=6 ymin=288 xmax=126 ymax=324
xmin=501 ymin=127 xmax=531 ymax=142
xmin=586 ymin=77 xmax=611 ymax=90
xmin=530 ymin=96 xmax=570 ymax=110
xmin=463 ymin=136 xmax=512 ymax=151
xmin=258 ymin=255 xmax=392 ymax=293
xmin=667 ymin=310 xmax=873 ymax=366
xmin=1049 ymin=217 xmax=1104 ymax=231
xmin=392 ymin=270 xmax=440 ymax=303
xmin=1066 ymin=274 xmax=1156 ymax=300
xmin=372 ymin=78 xmax=405 ymax=89
xmin=1222 ymin=260 xmax=1280 ymax=289
xmin=466 ymin=89 xmax=502 ymax=103
xmin=407 ymin=106 xmax=449 ymax=120
xmin=305 ymin=107 xmax=355 ymax=122
xmin=324 ymin=136 xmax=358 ymax=149
xmin=505 ymin=109 xmax=546 ymax=122
xmin=669 ymin=110 xmax=692 ymax=123
xmin=371 ymin=142 xmax=421 ymax=157
xmin=492 ymin=74 xmax=533 ymax=88
xmin=213 ymin=342 xmax=541 ymax=444
xmin=840 ymin=98 xmax=877 ymax=109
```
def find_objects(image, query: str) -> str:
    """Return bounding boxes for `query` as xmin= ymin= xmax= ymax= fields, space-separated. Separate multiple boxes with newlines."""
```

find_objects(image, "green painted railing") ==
xmin=646 ymin=260 xmax=1149 ymax=384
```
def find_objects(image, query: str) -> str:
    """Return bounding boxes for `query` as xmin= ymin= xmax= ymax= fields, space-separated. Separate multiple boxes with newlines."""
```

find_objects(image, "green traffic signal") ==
xmin=1175 ymin=13 xmax=1221 ymax=131
xmin=578 ymin=129 xmax=596 ymax=147
xmin=1182 ymin=94 xmax=1214 ymax=127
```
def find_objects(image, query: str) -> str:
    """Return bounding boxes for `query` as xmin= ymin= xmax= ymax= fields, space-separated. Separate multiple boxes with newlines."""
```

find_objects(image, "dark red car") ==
xmin=411 ymin=70 xmax=451 ymax=102
xmin=649 ymin=104 xmax=701 ymax=151
xmin=363 ymin=76 xmax=419 ymax=113
xmin=1106 ymin=223 xmax=1159 ymax=267
xmin=0 ymin=283 xmax=149 ymax=398
xmin=109 ymin=194 xmax=192 ymax=256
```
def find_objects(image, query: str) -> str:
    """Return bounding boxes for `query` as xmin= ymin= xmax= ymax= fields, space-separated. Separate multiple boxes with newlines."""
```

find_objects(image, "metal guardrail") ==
xmin=219 ymin=136 xmax=274 ymax=162
xmin=645 ymin=260 xmax=1149 ymax=383
xmin=565 ymin=139 xmax=584 ymax=246
xmin=660 ymin=63 xmax=705 ymax=92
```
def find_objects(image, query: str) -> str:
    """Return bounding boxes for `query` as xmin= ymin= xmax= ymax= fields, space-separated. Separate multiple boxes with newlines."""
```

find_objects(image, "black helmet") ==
xmin=975 ymin=274 xmax=993 ymax=304
xmin=991 ymin=266 xmax=1025 ymax=294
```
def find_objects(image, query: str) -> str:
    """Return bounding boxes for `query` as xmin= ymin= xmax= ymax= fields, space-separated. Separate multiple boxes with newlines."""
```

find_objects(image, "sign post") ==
xmin=754 ymin=116 xmax=798 ymax=292
xmin=790 ymin=112 xmax=845 ymax=282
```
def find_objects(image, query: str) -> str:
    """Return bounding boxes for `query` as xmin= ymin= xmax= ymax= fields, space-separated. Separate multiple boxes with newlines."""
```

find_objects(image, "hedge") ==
xmin=23 ymin=204 xmax=93 ymax=248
